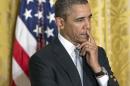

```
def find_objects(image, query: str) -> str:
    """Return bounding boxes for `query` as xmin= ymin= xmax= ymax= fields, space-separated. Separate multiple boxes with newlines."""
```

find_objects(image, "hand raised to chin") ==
xmin=78 ymin=30 xmax=102 ymax=73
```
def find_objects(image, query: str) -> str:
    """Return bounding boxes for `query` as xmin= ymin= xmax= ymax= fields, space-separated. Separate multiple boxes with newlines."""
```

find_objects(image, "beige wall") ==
xmin=0 ymin=0 xmax=19 ymax=86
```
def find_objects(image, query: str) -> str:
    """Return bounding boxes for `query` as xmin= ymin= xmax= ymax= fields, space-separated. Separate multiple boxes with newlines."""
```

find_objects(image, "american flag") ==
xmin=12 ymin=0 xmax=57 ymax=86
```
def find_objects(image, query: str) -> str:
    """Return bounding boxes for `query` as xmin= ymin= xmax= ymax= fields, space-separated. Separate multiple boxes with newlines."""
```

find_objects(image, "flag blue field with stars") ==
xmin=21 ymin=0 xmax=57 ymax=48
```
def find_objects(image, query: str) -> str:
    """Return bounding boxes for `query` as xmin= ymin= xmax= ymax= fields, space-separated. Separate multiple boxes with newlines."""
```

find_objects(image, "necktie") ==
xmin=74 ymin=49 xmax=83 ymax=86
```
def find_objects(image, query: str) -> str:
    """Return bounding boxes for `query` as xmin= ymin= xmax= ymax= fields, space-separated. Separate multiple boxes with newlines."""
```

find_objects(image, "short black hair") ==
xmin=55 ymin=0 xmax=88 ymax=20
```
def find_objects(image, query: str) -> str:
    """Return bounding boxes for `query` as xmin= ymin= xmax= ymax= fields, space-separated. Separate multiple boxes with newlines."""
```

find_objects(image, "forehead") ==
xmin=67 ymin=4 xmax=91 ymax=18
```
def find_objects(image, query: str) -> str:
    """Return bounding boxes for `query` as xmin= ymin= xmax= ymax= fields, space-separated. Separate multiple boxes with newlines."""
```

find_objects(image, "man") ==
xmin=29 ymin=0 xmax=119 ymax=86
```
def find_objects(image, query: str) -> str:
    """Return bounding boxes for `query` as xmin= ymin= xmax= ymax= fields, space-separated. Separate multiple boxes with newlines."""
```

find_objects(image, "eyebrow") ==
xmin=75 ymin=13 xmax=93 ymax=20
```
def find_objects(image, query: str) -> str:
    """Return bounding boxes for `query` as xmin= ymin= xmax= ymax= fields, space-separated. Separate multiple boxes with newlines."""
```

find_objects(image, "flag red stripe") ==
xmin=12 ymin=80 xmax=16 ymax=86
xmin=13 ymin=39 xmax=30 ymax=77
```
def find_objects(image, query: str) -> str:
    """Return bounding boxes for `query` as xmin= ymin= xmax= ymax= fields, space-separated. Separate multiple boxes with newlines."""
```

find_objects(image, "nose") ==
xmin=84 ymin=18 xmax=91 ymax=30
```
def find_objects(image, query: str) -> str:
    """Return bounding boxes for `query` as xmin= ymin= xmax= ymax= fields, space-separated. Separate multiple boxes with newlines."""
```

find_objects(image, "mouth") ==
xmin=81 ymin=33 xmax=89 ymax=37
xmin=80 ymin=33 xmax=89 ymax=40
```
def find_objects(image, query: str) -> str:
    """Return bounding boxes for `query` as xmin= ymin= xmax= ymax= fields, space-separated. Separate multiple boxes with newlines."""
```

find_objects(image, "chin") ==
xmin=78 ymin=39 xmax=88 ymax=44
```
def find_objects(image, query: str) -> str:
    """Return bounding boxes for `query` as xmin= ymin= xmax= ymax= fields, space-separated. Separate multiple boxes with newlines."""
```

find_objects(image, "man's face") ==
xmin=57 ymin=4 xmax=92 ymax=45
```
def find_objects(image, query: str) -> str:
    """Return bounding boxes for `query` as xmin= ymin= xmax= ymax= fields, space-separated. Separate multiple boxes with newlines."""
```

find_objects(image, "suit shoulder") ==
xmin=97 ymin=46 xmax=109 ymax=65
xmin=31 ymin=43 xmax=55 ymax=61
xmin=98 ymin=46 xmax=107 ymax=57
xmin=98 ymin=46 xmax=105 ymax=52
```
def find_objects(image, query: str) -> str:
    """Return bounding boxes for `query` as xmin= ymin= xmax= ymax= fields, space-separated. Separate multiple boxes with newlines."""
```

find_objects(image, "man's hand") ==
xmin=78 ymin=30 xmax=101 ymax=73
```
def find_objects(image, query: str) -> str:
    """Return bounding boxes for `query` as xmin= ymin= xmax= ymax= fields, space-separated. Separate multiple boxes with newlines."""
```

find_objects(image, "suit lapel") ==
xmin=51 ymin=38 xmax=82 ymax=86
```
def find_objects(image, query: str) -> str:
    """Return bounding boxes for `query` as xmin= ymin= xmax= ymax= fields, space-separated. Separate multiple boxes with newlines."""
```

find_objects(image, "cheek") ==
xmin=68 ymin=23 xmax=83 ymax=39
xmin=73 ymin=30 xmax=81 ymax=40
xmin=71 ymin=26 xmax=82 ymax=38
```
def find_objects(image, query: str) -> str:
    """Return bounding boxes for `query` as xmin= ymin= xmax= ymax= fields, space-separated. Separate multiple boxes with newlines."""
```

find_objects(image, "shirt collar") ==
xmin=58 ymin=33 xmax=76 ymax=56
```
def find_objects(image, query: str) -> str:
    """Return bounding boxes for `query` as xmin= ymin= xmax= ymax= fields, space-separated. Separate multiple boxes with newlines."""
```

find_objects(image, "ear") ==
xmin=55 ymin=17 xmax=65 ymax=31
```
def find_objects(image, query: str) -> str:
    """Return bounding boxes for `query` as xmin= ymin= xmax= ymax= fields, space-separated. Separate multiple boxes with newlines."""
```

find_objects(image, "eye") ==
xmin=75 ymin=17 xmax=85 ymax=22
xmin=77 ymin=19 xmax=84 ymax=22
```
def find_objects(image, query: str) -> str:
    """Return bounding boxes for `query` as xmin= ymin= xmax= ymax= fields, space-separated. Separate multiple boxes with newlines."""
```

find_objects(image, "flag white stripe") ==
xmin=15 ymin=17 xmax=37 ymax=57
xmin=12 ymin=58 xmax=31 ymax=86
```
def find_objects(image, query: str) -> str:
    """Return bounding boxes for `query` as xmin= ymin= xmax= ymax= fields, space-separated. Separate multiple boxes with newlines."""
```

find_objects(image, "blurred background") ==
xmin=0 ymin=0 xmax=130 ymax=86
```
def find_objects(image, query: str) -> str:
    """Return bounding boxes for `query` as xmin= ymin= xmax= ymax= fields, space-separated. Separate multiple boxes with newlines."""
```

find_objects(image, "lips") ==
xmin=80 ymin=33 xmax=89 ymax=40
xmin=81 ymin=33 xmax=88 ymax=37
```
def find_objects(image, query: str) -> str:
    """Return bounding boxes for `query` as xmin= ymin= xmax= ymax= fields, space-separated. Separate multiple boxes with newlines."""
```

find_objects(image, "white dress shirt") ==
xmin=58 ymin=33 xmax=109 ymax=86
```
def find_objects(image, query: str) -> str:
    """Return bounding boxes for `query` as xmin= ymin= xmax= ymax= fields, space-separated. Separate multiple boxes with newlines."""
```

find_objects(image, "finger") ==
xmin=80 ymin=45 xmax=89 ymax=56
xmin=79 ymin=41 xmax=95 ymax=49
xmin=80 ymin=44 xmax=95 ymax=56
xmin=87 ymin=30 xmax=95 ymax=43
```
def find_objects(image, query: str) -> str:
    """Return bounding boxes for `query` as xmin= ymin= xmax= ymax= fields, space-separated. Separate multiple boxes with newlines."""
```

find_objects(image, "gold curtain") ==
xmin=89 ymin=0 xmax=130 ymax=86
xmin=0 ymin=0 xmax=19 ymax=86
xmin=0 ymin=0 xmax=130 ymax=86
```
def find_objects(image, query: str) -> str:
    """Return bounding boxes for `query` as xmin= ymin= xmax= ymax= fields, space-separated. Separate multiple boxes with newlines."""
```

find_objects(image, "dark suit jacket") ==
xmin=29 ymin=38 xmax=119 ymax=86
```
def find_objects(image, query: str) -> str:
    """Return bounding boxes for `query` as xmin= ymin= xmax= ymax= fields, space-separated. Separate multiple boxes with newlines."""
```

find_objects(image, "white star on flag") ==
xmin=33 ymin=25 xmax=42 ymax=36
xmin=45 ymin=27 xmax=54 ymax=38
xmin=27 ymin=0 xmax=33 ymax=4
xmin=35 ymin=11 xmax=43 ymax=19
xmin=38 ymin=0 xmax=46 ymax=4
xmin=24 ymin=9 xmax=32 ymax=20
xmin=49 ymin=0 xmax=55 ymax=7
xmin=47 ymin=12 xmax=55 ymax=23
